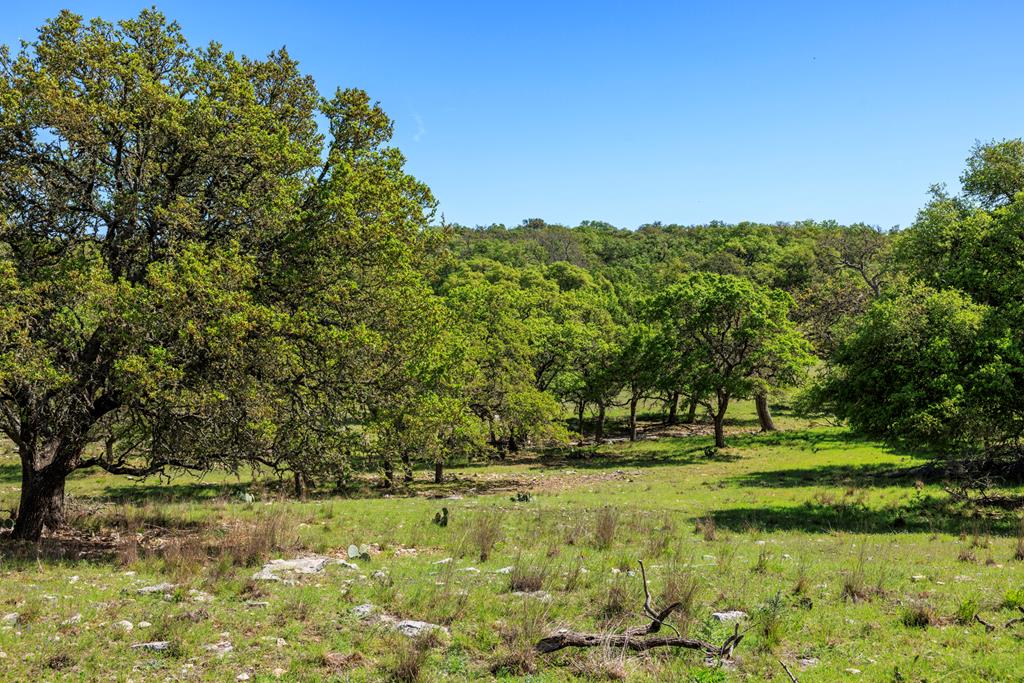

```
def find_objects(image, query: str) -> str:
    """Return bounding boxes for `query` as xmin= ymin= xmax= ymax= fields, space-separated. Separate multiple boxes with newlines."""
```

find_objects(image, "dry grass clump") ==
xmin=509 ymin=556 xmax=549 ymax=593
xmin=490 ymin=606 xmax=547 ymax=676
xmin=695 ymin=516 xmax=717 ymax=542
xmin=901 ymin=599 xmax=938 ymax=628
xmin=468 ymin=509 xmax=504 ymax=562
xmin=593 ymin=507 xmax=619 ymax=549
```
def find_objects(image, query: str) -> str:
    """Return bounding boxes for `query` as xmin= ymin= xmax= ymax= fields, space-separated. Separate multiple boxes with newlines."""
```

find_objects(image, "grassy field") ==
xmin=2 ymin=401 xmax=1024 ymax=681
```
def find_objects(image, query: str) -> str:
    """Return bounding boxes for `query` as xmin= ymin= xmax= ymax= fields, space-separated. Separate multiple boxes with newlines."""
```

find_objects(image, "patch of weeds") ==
xmin=695 ymin=516 xmax=717 ymax=542
xmin=382 ymin=633 xmax=441 ymax=682
xmin=901 ymin=599 xmax=938 ymax=628
xmin=754 ymin=591 xmax=785 ymax=652
xmin=491 ymin=605 xmax=546 ymax=676
xmin=509 ymin=556 xmax=549 ymax=593
xmin=1003 ymin=588 xmax=1024 ymax=610
xmin=792 ymin=562 xmax=810 ymax=596
xmin=468 ymin=509 xmax=504 ymax=562
xmin=752 ymin=544 xmax=770 ymax=574
xmin=954 ymin=597 xmax=979 ymax=625
xmin=594 ymin=507 xmax=619 ymax=549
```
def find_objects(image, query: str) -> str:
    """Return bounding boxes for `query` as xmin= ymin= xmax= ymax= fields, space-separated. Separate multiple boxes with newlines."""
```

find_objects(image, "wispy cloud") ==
xmin=412 ymin=113 xmax=426 ymax=142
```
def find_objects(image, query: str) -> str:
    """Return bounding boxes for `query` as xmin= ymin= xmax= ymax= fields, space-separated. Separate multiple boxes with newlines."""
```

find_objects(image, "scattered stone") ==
xmin=138 ymin=621 xmax=152 ymax=629
xmin=188 ymin=589 xmax=214 ymax=603
xmin=136 ymin=583 xmax=176 ymax=595
xmin=393 ymin=619 xmax=448 ymax=638
xmin=253 ymin=556 xmax=331 ymax=581
xmin=204 ymin=640 xmax=233 ymax=656
xmin=352 ymin=603 xmax=375 ymax=619
xmin=711 ymin=611 xmax=747 ymax=622
xmin=371 ymin=570 xmax=389 ymax=580
xmin=494 ymin=566 xmax=514 ymax=574
xmin=131 ymin=641 xmax=170 ymax=651
xmin=68 ymin=576 xmax=79 ymax=584
xmin=237 ymin=674 xmax=250 ymax=681
xmin=910 ymin=575 xmax=926 ymax=582
xmin=2 ymin=613 xmax=18 ymax=625
xmin=511 ymin=590 xmax=551 ymax=602
xmin=272 ymin=668 xmax=285 ymax=678
xmin=394 ymin=547 xmax=418 ymax=557
xmin=798 ymin=657 xmax=819 ymax=668
xmin=239 ymin=493 xmax=256 ymax=503
xmin=245 ymin=601 xmax=270 ymax=608
xmin=275 ymin=637 xmax=287 ymax=648
xmin=113 ymin=620 xmax=134 ymax=632
xmin=432 ymin=557 xmax=453 ymax=565
xmin=459 ymin=567 xmax=481 ymax=573
xmin=61 ymin=613 xmax=81 ymax=626
xmin=845 ymin=668 xmax=861 ymax=675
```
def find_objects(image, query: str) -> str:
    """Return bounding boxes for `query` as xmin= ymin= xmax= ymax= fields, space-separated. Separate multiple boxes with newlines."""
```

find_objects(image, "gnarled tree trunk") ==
xmin=12 ymin=440 xmax=73 ymax=541
xmin=755 ymin=392 xmax=776 ymax=432
xmin=434 ymin=461 xmax=444 ymax=484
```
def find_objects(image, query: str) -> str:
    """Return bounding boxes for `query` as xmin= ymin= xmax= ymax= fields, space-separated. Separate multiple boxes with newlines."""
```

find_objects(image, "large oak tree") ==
xmin=0 ymin=10 xmax=436 ymax=540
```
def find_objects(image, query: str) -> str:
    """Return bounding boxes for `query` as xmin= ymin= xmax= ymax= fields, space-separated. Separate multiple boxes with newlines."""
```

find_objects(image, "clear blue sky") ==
xmin=4 ymin=2 xmax=1023 ymax=229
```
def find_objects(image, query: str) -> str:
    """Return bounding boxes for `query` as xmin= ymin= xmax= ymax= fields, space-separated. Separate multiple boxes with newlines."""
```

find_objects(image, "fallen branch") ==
xmin=974 ymin=614 xmax=996 ymax=632
xmin=536 ymin=560 xmax=744 ymax=658
xmin=778 ymin=658 xmax=799 ymax=683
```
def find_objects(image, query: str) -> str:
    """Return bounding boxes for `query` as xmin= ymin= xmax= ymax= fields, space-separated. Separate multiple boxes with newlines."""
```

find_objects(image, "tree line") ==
xmin=2 ymin=10 xmax=1021 ymax=543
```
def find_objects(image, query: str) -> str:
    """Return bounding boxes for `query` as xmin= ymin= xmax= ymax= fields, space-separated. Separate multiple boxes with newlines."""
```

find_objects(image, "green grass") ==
xmin=2 ymin=401 xmax=1024 ymax=680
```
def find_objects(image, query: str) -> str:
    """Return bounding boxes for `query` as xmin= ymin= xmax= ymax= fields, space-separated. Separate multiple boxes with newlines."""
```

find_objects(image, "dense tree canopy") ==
xmin=17 ymin=8 xmax=1024 ymax=544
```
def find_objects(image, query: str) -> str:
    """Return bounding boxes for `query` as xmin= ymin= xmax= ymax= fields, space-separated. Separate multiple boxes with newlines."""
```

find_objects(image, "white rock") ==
xmin=204 ymin=640 xmax=233 ymax=656
xmin=131 ymin=640 xmax=170 ymax=651
xmin=136 ymin=583 xmax=176 ymax=595
xmin=2 ymin=613 xmax=18 ymax=625
xmin=432 ymin=557 xmax=453 ymax=565
xmin=393 ymin=619 xmax=448 ymax=638
xmin=494 ymin=566 xmax=514 ymax=574
xmin=61 ymin=613 xmax=81 ymax=626
xmin=459 ymin=567 xmax=481 ymax=573
xmin=113 ymin=620 xmax=134 ymax=632
xmin=252 ymin=556 xmax=331 ymax=581
xmin=237 ymin=674 xmax=250 ymax=681
xmin=845 ymin=668 xmax=861 ymax=675
xmin=352 ymin=603 xmax=375 ymax=619
xmin=511 ymin=590 xmax=551 ymax=602
xmin=910 ymin=575 xmax=926 ymax=582
xmin=138 ymin=621 xmax=152 ymax=629
xmin=711 ymin=610 xmax=747 ymax=622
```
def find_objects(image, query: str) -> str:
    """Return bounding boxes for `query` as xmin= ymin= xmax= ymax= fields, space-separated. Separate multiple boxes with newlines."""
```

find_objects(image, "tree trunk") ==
xmin=383 ymin=459 xmax=395 ymax=488
xmin=577 ymin=401 xmax=586 ymax=438
xmin=401 ymin=451 xmax=413 ymax=484
xmin=293 ymin=470 xmax=306 ymax=499
xmin=755 ymin=392 xmax=776 ymax=432
xmin=712 ymin=393 xmax=730 ymax=449
xmin=628 ymin=396 xmax=639 ymax=441
xmin=684 ymin=395 xmax=698 ymax=424
xmin=434 ymin=461 xmax=443 ymax=484
xmin=508 ymin=433 xmax=519 ymax=453
xmin=595 ymin=403 xmax=606 ymax=442
xmin=666 ymin=391 xmax=679 ymax=425
xmin=12 ymin=447 xmax=68 ymax=541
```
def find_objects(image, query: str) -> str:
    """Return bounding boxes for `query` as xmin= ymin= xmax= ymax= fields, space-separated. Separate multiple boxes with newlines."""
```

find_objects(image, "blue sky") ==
xmin=4 ymin=2 xmax=1023 ymax=229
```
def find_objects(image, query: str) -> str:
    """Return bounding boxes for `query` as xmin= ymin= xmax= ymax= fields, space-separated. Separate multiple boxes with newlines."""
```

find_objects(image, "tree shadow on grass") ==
xmin=534 ymin=441 xmax=742 ymax=470
xmin=706 ymin=496 xmax=1018 ymax=537
xmin=726 ymin=462 xmax=936 ymax=490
